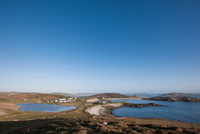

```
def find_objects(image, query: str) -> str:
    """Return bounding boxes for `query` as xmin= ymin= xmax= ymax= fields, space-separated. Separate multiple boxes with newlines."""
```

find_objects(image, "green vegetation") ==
xmin=104 ymin=107 xmax=113 ymax=115
xmin=0 ymin=92 xmax=64 ymax=103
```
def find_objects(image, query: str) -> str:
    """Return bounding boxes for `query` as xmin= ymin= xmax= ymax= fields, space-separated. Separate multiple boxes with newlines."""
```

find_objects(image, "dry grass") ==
xmin=7 ymin=117 xmax=200 ymax=134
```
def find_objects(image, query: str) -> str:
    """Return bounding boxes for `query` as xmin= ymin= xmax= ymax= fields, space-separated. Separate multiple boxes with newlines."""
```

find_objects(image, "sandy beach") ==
xmin=86 ymin=105 xmax=106 ymax=115
xmin=86 ymin=103 xmax=123 ymax=116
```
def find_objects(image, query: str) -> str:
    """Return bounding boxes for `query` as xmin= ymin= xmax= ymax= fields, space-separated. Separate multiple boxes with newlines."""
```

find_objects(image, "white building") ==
xmin=54 ymin=97 xmax=76 ymax=103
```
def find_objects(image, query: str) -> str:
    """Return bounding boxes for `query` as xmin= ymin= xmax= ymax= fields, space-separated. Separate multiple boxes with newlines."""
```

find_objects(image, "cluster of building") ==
xmin=54 ymin=97 xmax=76 ymax=103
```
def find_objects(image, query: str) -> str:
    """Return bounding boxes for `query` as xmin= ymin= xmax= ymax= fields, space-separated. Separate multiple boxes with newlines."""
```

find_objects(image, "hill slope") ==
xmin=93 ymin=93 xmax=129 ymax=98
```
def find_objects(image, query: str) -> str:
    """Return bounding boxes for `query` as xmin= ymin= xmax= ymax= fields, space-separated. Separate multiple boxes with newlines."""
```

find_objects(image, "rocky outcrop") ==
xmin=122 ymin=102 xmax=165 ymax=108
xmin=105 ymin=102 xmax=165 ymax=109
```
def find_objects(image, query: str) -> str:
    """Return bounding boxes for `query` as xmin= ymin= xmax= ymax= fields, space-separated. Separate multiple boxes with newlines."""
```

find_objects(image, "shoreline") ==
xmin=86 ymin=105 xmax=106 ymax=116
xmin=86 ymin=103 xmax=200 ymax=125
xmin=86 ymin=102 xmax=164 ymax=116
xmin=86 ymin=103 xmax=123 ymax=116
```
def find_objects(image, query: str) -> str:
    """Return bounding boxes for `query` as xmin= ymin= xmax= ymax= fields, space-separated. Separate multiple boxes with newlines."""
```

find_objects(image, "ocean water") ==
xmin=112 ymin=99 xmax=200 ymax=124
xmin=16 ymin=103 xmax=77 ymax=112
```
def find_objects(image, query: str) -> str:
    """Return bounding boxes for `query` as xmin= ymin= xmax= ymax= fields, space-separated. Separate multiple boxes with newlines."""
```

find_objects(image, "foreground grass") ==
xmin=3 ymin=117 xmax=199 ymax=134
xmin=0 ymin=119 xmax=51 ymax=134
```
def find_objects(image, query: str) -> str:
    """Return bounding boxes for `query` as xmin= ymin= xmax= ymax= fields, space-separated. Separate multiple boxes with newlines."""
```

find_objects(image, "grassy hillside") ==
xmin=93 ymin=93 xmax=130 ymax=98
xmin=4 ymin=117 xmax=200 ymax=134
xmin=0 ymin=92 xmax=64 ymax=103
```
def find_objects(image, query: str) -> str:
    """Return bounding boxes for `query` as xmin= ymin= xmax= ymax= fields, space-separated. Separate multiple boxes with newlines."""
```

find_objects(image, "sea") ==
xmin=112 ymin=99 xmax=200 ymax=124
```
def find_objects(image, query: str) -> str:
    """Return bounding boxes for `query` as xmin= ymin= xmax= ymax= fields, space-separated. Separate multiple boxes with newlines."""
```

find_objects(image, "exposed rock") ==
xmin=122 ymin=102 xmax=165 ymax=108
xmin=105 ymin=102 xmax=165 ymax=109
xmin=103 ymin=122 xmax=107 ymax=125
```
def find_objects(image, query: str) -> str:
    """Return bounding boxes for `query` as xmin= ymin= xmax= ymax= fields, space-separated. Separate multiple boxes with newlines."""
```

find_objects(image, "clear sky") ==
xmin=0 ymin=0 xmax=200 ymax=93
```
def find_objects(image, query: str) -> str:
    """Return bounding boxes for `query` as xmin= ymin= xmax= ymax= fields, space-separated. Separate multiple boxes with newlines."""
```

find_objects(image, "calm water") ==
xmin=112 ymin=99 xmax=200 ymax=124
xmin=16 ymin=103 xmax=77 ymax=112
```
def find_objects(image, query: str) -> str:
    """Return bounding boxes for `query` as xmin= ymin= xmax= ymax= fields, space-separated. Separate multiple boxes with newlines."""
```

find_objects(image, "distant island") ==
xmin=144 ymin=96 xmax=200 ymax=102
xmin=163 ymin=93 xmax=200 ymax=96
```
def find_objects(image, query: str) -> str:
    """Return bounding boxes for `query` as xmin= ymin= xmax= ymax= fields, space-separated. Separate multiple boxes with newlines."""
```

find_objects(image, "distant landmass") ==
xmin=144 ymin=96 xmax=200 ymax=102
xmin=163 ymin=93 xmax=200 ymax=96
xmin=93 ymin=93 xmax=130 ymax=98
xmin=50 ymin=92 xmax=71 ymax=96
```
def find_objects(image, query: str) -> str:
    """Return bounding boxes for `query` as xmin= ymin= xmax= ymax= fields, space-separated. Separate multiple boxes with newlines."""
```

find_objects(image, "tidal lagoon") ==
xmin=16 ymin=103 xmax=77 ymax=112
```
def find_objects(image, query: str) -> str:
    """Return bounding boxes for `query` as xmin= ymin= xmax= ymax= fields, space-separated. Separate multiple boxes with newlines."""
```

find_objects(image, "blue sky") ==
xmin=0 ymin=0 xmax=200 ymax=93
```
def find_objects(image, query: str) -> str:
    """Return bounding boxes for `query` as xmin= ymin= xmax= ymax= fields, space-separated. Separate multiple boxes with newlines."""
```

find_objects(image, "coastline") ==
xmin=86 ymin=103 xmax=200 ymax=125
xmin=86 ymin=102 xmax=164 ymax=116
xmin=86 ymin=105 xmax=106 ymax=116
xmin=86 ymin=103 xmax=122 ymax=116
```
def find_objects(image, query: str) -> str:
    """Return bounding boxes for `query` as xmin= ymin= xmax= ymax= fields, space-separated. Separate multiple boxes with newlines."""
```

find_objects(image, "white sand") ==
xmin=86 ymin=105 xmax=106 ymax=115
xmin=86 ymin=103 xmax=123 ymax=116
